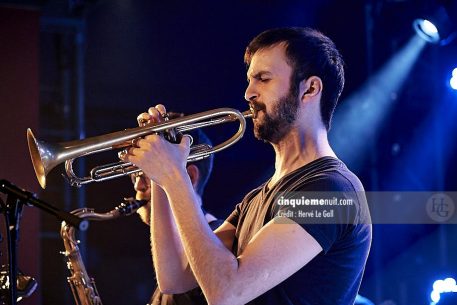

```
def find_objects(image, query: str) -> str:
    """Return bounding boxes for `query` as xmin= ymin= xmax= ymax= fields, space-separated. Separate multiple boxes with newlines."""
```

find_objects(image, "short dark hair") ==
xmin=244 ymin=27 xmax=345 ymax=130
xmin=184 ymin=128 xmax=214 ymax=196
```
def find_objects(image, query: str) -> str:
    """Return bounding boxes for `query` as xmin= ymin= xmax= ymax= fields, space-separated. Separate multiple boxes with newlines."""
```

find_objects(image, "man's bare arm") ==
xmin=163 ymin=173 xmax=323 ymax=305
xmin=149 ymin=181 xmax=236 ymax=293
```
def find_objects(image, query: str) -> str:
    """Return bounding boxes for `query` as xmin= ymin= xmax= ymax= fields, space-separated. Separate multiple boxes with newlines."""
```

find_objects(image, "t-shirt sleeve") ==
xmin=226 ymin=203 xmax=241 ymax=228
xmin=299 ymin=223 xmax=338 ymax=254
xmin=276 ymin=172 xmax=361 ymax=253
xmin=226 ymin=187 xmax=263 ymax=228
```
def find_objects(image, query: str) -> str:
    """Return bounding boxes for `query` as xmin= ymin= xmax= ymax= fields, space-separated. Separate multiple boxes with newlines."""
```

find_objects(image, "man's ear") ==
xmin=300 ymin=76 xmax=323 ymax=101
xmin=186 ymin=164 xmax=200 ymax=191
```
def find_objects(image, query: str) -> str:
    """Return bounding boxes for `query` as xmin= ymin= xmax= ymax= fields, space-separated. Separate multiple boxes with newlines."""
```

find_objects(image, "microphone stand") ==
xmin=0 ymin=179 xmax=88 ymax=305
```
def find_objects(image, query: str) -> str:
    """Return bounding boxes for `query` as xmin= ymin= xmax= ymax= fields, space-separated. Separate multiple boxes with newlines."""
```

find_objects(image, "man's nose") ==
xmin=244 ymin=82 xmax=258 ymax=102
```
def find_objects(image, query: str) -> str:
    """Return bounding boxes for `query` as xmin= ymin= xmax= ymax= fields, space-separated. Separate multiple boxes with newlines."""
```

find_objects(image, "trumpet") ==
xmin=27 ymin=108 xmax=252 ymax=189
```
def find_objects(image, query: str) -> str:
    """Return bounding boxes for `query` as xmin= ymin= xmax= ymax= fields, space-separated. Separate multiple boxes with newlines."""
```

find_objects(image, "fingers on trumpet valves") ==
xmin=137 ymin=105 xmax=167 ymax=129
xmin=132 ymin=104 xmax=187 ymax=150
xmin=154 ymin=104 xmax=167 ymax=116
xmin=137 ymin=104 xmax=165 ymax=126
xmin=137 ymin=114 xmax=149 ymax=127
xmin=147 ymin=105 xmax=166 ymax=122
xmin=161 ymin=112 xmax=169 ymax=121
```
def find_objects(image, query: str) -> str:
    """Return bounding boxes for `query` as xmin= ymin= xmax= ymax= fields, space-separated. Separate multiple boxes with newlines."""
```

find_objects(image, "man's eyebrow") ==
xmin=247 ymin=70 xmax=273 ymax=81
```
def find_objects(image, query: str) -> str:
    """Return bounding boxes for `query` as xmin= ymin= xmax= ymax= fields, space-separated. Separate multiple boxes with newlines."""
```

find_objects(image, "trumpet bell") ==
xmin=27 ymin=128 xmax=60 ymax=189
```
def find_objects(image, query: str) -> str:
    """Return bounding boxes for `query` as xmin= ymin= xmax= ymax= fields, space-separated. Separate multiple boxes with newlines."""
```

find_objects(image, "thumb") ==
xmin=180 ymin=134 xmax=193 ymax=149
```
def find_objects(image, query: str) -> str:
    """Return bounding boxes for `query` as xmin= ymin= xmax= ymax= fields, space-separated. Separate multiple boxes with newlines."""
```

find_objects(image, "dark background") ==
xmin=1 ymin=1 xmax=457 ymax=305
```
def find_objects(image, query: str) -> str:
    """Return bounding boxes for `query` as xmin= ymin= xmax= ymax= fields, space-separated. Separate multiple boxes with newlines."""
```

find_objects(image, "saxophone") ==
xmin=60 ymin=198 xmax=147 ymax=305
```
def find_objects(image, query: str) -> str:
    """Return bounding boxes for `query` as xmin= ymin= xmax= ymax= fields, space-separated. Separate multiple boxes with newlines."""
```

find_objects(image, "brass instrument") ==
xmin=61 ymin=198 xmax=147 ymax=305
xmin=27 ymin=108 xmax=252 ymax=189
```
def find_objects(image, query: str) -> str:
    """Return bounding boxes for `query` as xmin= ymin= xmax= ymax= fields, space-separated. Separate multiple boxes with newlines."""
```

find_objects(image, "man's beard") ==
xmin=253 ymin=87 xmax=300 ymax=143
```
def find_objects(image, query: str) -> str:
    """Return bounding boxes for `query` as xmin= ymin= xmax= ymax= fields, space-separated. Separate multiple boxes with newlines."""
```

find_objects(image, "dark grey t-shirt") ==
xmin=226 ymin=157 xmax=372 ymax=305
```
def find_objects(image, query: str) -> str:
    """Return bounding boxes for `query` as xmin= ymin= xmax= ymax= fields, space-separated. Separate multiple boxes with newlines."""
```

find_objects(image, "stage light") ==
xmin=450 ymin=76 xmax=457 ymax=90
xmin=430 ymin=277 xmax=457 ymax=304
xmin=443 ymin=278 xmax=457 ymax=292
xmin=414 ymin=19 xmax=440 ymax=43
xmin=413 ymin=5 xmax=457 ymax=45
xmin=431 ymin=289 xmax=441 ymax=303
xmin=451 ymin=68 xmax=457 ymax=90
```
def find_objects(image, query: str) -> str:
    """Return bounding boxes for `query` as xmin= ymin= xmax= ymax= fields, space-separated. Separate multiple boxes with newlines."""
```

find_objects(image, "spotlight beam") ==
xmin=329 ymin=35 xmax=427 ymax=171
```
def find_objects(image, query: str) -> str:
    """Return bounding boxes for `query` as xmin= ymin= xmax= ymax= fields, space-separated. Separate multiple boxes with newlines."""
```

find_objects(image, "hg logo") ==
xmin=427 ymin=194 xmax=455 ymax=223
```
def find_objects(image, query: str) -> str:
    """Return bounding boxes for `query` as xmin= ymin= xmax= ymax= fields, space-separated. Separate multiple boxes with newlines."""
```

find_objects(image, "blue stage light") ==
xmin=414 ymin=19 xmax=440 ymax=43
xmin=430 ymin=277 xmax=457 ymax=304
xmin=451 ymin=77 xmax=457 ymax=90
xmin=413 ymin=5 xmax=457 ymax=45
xmin=451 ymin=68 xmax=457 ymax=90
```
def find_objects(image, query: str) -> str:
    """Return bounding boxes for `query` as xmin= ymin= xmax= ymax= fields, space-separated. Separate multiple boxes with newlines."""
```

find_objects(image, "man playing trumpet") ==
xmin=122 ymin=27 xmax=372 ymax=305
